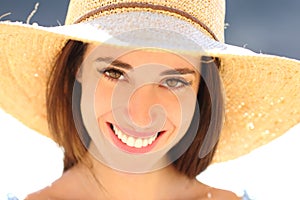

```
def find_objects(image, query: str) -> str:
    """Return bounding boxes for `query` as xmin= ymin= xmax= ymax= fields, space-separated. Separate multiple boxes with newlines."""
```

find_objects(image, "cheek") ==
xmin=94 ymin=80 xmax=113 ymax=117
xmin=163 ymin=89 xmax=198 ymax=130
xmin=157 ymin=90 xmax=183 ymax=127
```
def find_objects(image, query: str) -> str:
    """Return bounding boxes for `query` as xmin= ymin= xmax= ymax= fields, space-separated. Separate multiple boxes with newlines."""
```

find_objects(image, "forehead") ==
xmin=85 ymin=44 xmax=201 ymax=70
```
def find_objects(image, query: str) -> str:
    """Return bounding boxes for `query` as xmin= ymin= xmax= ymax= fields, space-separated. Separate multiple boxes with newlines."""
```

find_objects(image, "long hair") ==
xmin=46 ymin=40 xmax=224 ymax=177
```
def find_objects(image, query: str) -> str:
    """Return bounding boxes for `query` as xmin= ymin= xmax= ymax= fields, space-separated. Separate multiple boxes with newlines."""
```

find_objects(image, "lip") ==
xmin=115 ymin=123 xmax=158 ymax=138
xmin=106 ymin=122 xmax=164 ymax=154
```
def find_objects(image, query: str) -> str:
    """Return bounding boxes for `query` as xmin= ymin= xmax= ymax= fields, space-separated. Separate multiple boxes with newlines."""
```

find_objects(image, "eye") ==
xmin=101 ymin=68 xmax=126 ymax=81
xmin=161 ymin=78 xmax=191 ymax=89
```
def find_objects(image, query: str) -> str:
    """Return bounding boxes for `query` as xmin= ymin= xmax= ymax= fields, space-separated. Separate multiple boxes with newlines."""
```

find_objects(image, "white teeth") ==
xmin=148 ymin=138 xmax=153 ymax=145
xmin=142 ymin=139 xmax=148 ymax=147
xmin=126 ymin=137 xmax=135 ymax=147
xmin=121 ymin=135 xmax=127 ymax=143
xmin=117 ymin=133 xmax=122 ymax=140
xmin=135 ymin=138 xmax=143 ymax=148
xmin=112 ymin=124 xmax=160 ymax=148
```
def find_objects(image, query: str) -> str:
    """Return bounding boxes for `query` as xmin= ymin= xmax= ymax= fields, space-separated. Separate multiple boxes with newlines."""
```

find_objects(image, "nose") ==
xmin=128 ymin=84 xmax=162 ymax=128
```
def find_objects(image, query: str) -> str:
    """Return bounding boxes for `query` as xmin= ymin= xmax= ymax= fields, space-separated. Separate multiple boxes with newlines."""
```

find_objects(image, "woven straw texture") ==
xmin=0 ymin=24 xmax=67 ymax=135
xmin=65 ymin=0 xmax=225 ymax=42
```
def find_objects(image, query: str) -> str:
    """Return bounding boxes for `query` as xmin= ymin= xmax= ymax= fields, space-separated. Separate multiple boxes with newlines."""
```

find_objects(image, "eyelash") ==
xmin=97 ymin=67 xmax=192 ymax=90
xmin=160 ymin=78 xmax=191 ymax=90
xmin=98 ymin=67 xmax=126 ymax=81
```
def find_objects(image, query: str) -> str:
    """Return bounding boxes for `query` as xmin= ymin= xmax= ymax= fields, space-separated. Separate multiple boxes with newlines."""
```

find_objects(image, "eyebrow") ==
xmin=160 ymin=68 xmax=196 ymax=76
xmin=95 ymin=57 xmax=133 ymax=70
xmin=95 ymin=57 xmax=196 ymax=75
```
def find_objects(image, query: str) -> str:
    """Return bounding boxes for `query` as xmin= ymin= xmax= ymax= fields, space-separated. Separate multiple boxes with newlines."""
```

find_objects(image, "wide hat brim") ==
xmin=0 ymin=11 xmax=299 ymax=163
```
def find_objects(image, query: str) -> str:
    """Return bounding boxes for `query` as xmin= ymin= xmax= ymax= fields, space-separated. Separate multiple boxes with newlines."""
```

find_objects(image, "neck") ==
xmin=79 ymin=144 xmax=200 ymax=200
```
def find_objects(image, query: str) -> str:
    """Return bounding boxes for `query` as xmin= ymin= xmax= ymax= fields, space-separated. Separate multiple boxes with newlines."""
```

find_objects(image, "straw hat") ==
xmin=0 ymin=0 xmax=299 ymax=163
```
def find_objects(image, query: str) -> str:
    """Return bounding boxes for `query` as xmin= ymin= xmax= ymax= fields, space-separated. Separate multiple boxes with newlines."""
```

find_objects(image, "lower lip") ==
xmin=107 ymin=123 xmax=161 ymax=154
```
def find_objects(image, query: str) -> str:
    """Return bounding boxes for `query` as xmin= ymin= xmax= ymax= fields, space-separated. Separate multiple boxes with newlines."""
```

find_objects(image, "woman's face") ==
xmin=77 ymin=44 xmax=201 ymax=172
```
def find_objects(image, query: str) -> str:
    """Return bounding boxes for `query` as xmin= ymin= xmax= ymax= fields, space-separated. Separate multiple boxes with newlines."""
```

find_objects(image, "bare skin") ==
xmin=25 ymin=152 xmax=240 ymax=200
xmin=25 ymin=46 xmax=240 ymax=200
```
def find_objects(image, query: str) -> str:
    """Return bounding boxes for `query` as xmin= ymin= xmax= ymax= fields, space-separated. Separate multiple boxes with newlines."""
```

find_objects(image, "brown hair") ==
xmin=47 ymin=40 xmax=224 ymax=178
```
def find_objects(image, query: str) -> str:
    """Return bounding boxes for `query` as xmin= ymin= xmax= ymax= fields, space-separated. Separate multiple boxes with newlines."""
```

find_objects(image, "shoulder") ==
xmin=24 ymin=185 xmax=78 ymax=200
xmin=192 ymin=181 xmax=240 ymax=200
xmin=24 ymin=181 xmax=75 ymax=200
xmin=24 ymin=186 xmax=64 ymax=200
xmin=25 ymin=189 xmax=48 ymax=200
xmin=25 ymin=165 xmax=97 ymax=200
xmin=207 ymin=187 xmax=240 ymax=200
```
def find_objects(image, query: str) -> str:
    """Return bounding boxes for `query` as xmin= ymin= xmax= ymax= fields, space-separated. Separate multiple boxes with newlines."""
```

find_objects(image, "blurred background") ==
xmin=0 ymin=1 xmax=299 ymax=200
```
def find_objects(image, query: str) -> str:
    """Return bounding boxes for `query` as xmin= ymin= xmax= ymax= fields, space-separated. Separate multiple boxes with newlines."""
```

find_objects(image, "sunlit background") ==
xmin=0 ymin=0 xmax=299 ymax=199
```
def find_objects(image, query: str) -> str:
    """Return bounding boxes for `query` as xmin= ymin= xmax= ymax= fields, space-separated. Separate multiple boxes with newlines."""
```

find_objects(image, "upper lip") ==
xmin=109 ymin=122 xmax=164 ymax=138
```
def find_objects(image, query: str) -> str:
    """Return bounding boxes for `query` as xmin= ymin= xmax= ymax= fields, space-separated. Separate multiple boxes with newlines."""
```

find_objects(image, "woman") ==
xmin=24 ymin=40 xmax=233 ymax=199
xmin=1 ymin=0 xmax=299 ymax=199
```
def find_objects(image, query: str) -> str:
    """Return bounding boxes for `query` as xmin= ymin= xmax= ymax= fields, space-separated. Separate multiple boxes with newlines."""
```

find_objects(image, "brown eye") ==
xmin=104 ymin=68 xmax=124 ymax=80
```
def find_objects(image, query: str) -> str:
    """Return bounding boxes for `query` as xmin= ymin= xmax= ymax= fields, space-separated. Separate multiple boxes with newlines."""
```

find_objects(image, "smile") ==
xmin=108 ymin=123 xmax=164 ymax=153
